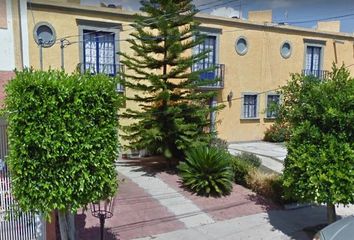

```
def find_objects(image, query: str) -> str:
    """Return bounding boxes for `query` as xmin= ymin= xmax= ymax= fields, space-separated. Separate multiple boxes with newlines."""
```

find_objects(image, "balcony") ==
xmin=192 ymin=63 xmax=225 ymax=90
xmin=302 ymin=69 xmax=329 ymax=80
xmin=78 ymin=63 xmax=125 ymax=92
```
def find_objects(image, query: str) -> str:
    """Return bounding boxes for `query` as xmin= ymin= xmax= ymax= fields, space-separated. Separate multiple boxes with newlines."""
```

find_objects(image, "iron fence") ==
xmin=0 ymin=118 xmax=43 ymax=240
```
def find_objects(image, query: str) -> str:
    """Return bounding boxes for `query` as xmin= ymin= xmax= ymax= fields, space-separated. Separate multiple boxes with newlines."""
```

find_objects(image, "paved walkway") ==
xmin=118 ymin=160 xmax=215 ymax=228
xmin=135 ymin=201 xmax=354 ymax=240
xmin=133 ymin=142 xmax=354 ymax=240
xmin=229 ymin=141 xmax=287 ymax=173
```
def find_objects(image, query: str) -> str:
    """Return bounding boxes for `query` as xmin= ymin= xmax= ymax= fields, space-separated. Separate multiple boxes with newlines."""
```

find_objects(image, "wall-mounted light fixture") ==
xmin=227 ymin=91 xmax=233 ymax=104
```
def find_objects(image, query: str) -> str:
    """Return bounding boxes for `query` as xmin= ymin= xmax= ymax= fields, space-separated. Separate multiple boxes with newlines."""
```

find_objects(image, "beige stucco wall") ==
xmin=0 ymin=0 xmax=7 ymax=29
xmin=196 ymin=18 xmax=354 ymax=142
xmin=248 ymin=10 xmax=272 ymax=23
xmin=317 ymin=21 xmax=340 ymax=32
xmin=27 ymin=4 xmax=354 ymax=143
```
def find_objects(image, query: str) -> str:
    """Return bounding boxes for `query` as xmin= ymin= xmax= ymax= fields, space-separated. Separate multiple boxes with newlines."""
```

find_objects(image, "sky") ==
xmin=93 ymin=0 xmax=354 ymax=33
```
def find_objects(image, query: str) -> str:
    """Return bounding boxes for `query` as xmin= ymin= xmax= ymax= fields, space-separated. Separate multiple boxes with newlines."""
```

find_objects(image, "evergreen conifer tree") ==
xmin=119 ymin=0 xmax=222 ymax=161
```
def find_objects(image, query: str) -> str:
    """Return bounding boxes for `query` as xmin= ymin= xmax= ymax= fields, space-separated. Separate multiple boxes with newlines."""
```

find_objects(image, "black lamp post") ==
xmin=90 ymin=198 xmax=114 ymax=240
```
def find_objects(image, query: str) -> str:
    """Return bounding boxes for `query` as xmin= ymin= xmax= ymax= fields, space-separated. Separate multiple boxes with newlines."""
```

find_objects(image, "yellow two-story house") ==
xmin=21 ymin=0 xmax=354 ymax=143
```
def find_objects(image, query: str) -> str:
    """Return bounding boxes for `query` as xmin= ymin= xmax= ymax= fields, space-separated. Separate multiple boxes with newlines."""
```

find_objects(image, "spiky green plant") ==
xmin=178 ymin=146 xmax=234 ymax=197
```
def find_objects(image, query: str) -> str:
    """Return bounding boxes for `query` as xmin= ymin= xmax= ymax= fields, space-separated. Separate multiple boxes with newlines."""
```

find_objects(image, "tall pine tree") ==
xmin=119 ymin=0 xmax=222 ymax=161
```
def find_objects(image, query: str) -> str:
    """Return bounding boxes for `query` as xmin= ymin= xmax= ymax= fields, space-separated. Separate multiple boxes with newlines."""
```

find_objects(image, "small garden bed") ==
xmin=175 ymin=145 xmax=295 ymax=207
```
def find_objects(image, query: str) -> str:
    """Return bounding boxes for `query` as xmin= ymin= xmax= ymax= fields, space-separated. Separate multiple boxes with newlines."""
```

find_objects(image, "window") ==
xmin=266 ymin=94 xmax=280 ymax=118
xmin=235 ymin=36 xmax=248 ymax=55
xmin=33 ymin=22 xmax=57 ymax=48
xmin=194 ymin=35 xmax=217 ymax=79
xmin=280 ymin=41 xmax=292 ymax=59
xmin=78 ymin=21 xmax=123 ymax=92
xmin=83 ymin=30 xmax=116 ymax=75
xmin=243 ymin=94 xmax=258 ymax=119
xmin=305 ymin=45 xmax=322 ymax=77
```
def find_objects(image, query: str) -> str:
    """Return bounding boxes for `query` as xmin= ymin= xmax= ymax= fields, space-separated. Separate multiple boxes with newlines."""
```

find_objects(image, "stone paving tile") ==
xmin=76 ymin=174 xmax=185 ymax=240
xmin=157 ymin=172 xmax=279 ymax=222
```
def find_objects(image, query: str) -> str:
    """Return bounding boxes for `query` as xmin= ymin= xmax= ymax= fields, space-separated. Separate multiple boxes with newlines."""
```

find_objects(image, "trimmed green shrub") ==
xmin=263 ymin=122 xmax=290 ymax=142
xmin=178 ymin=146 xmax=234 ymax=197
xmin=230 ymin=157 xmax=252 ymax=186
xmin=237 ymin=152 xmax=261 ymax=168
xmin=5 ymin=69 xmax=122 ymax=219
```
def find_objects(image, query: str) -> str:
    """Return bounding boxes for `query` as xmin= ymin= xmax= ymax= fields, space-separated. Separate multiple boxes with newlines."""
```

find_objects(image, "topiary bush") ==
xmin=263 ymin=122 xmax=290 ymax=142
xmin=178 ymin=146 xmax=234 ymax=197
xmin=5 ymin=69 xmax=122 ymax=229
xmin=237 ymin=152 xmax=262 ymax=168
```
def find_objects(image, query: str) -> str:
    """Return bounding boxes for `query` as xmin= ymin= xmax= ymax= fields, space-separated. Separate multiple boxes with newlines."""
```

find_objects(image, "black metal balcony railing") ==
xmin=302 ymin=69 xmax=329 ymax=80
xmin=192 ymin=63 xmax=225 ymax=90
xmin=78 ymin=63 xmax=125 ymax=93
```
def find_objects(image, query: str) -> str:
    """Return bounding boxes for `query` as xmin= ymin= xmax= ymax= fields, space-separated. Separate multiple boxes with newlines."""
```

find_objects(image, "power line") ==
xmin=54 ymin=0 xmax=240 ymax=42
xmin=277 ymin=12 xmax=354 ymax=24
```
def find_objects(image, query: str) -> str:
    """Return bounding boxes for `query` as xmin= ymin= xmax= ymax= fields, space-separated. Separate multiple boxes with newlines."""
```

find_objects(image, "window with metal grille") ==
xmin=243 ymin=95 xmax=258 ymax=118
xmin=194 ymin=35 xmax=217 ymax=80
xmin=305 ymin=46 xmax=322 ymax=76
xmin=266 ymin=94 xmax=280 ymax=118
xmin=83 ymin=30 xmax=116 ymax=75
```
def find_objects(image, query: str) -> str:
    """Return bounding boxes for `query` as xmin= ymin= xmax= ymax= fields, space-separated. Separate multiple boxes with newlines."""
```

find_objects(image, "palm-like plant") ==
xmin=178 ymin=146 xmax=234 ymax=197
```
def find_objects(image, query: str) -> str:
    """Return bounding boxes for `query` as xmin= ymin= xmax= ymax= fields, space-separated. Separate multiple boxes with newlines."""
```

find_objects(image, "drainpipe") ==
xmin=18 ymin=0 xmax=30 ymax=68
xmin=17 ymin=0 xmax=24 ymax=69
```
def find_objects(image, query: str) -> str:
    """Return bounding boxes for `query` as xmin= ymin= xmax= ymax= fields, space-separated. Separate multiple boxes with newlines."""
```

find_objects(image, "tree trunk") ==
xmin=58 ymin=209 xmax=76 ymax=240
xmin=327 ymin=203 xmax=337 ymax=224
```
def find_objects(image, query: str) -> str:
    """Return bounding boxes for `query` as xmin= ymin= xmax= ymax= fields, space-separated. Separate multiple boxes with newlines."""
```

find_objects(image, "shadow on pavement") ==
xmin=118 ymin=155 xmax=177 ymax=177
xmin=76 ymin=213 xmax=118 ymax=240
xmin=267 ymin=205 xmax=329 ymax=240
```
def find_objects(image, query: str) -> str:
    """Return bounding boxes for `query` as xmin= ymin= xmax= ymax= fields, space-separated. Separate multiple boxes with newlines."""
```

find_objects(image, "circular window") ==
xmin=280 ymin=41 xmax=292 ymax=59
xmin=33 ymin=22 xmax=56 ymax=48
xmin=235 ymin=37 xmax=248 ymax=55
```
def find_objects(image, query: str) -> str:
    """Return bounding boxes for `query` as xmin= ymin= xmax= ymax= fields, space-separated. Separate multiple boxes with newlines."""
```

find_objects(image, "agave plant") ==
xmin=178 ymin=146 xmax=234 ymax=197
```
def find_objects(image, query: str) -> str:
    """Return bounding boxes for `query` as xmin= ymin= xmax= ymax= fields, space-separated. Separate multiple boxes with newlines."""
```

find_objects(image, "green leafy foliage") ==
xmin=210 ymin=137 xmax=229 ymax=150
xmin=280 ymin=65 xmax=354 ymax=210
xmin=178 ymin=146 xmax=234 ymax=197
xmin=230 ymin=157 xmax=251 ymax=186
xmin=119 ymin=0 xmax=223 ymax=161
xmin=263 ymin=122 xmax=290 ymax=142
xmin=236 ymin=152 xmax=261 ymax=168
xmin=4 ymin=69 xmax=121 ymax=218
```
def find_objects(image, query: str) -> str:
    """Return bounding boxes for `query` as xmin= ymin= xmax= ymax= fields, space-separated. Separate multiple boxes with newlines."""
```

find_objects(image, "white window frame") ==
xmin=303 ymin=39 xmax=326 ymax=73
xmin=77 ymin=19 xmax=124 ymax=92
xmin=241 ymin=92 xmax=260 ymax=119
xmin=194 ymin=26 xmax=221 ymax=65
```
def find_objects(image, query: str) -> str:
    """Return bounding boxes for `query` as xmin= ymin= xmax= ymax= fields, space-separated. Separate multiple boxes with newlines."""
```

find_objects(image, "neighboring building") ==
xmin=0 ymin=0 xmax=29 ymax=106
xmin=8 ymin=0 xmax=354 ymax=142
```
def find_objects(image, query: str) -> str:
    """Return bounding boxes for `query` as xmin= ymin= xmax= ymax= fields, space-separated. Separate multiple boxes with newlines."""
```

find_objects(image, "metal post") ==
xmin=60 ymin=39 xmax=65 ymax=71
xmin=99 ymin=214 xmax=105 ymax=240
xmin=210 ymin=96 xmax=217 ymax=134
xmin=39 ymin=41 xmax=43 ymax=70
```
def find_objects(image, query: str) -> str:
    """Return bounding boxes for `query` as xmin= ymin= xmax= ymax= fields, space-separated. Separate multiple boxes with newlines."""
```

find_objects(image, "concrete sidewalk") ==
xmin=136 ymin=205 xmax=354 ymax=240
xmin=229 ymin=141 xmax=287 ymax=173
xmin=118 ymin=144 xmax=354 ymax=240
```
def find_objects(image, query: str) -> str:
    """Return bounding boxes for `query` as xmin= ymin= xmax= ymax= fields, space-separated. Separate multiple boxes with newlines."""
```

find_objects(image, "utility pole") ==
xmin=60 ymin=39 xmax=64 ymax=70
xmin=39 ymin=39 xmax=43 ymax=70
xmin=59 ymin=39 xmax=70 ymax=71
xmin=239 ymin=0 xmax=242 ymax=19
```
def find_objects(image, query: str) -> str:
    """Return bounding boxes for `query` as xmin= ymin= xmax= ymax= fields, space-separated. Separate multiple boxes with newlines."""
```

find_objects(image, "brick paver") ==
xmin=76 ymin=174 xmax=185 ymax=240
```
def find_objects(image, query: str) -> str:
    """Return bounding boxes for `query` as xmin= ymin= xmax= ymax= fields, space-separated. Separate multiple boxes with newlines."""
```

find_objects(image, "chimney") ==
xmin=248 ymin=10 xmax=272 ymax=23
xmin=317 ymin=21 xmax=340 ymax=32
